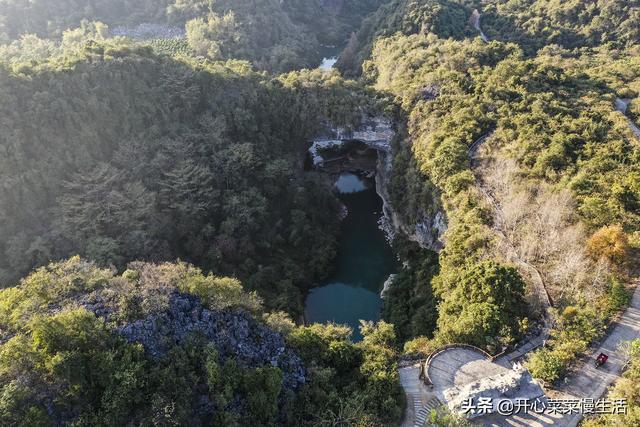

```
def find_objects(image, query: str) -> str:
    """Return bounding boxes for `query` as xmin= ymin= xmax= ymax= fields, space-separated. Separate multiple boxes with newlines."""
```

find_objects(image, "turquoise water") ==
xmin=304 ymin=173 xmax=397 ymax=340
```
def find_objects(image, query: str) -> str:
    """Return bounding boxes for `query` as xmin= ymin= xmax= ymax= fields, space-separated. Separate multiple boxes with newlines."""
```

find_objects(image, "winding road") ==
xmin=399 ymin=123 xmax=640 ymax=426
xmin=480 ymin=282 xmax=640 ymax=427
xmin=397 ymin=39 xmax=639 ymax=425
xmin=615 ymin=98 xmax=640 ymax=139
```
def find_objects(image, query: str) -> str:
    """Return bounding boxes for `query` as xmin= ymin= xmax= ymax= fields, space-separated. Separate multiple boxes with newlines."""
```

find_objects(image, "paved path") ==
xmin=398 ymin=106 xmax=639 ymax=427
xmin=615 ymin=98 xmax=640 ymax=140
xmin=494 ymin=333 xmax=546 ymax=365
xmin=399 ymin=363 xmax=442 ymax=427
xmin=556 ymin=282 xmax=640 ymax=426
xmin=478 ymin=283 xmax=640 ymax=427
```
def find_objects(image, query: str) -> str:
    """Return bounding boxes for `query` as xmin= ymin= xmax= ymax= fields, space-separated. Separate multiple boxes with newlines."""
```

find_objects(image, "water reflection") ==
xmin=305 ymin=173 xmax=396 ymax=340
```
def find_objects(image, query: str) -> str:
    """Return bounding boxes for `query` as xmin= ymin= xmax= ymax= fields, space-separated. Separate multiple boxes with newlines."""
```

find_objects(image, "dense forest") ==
xmin=368 ymin=31 xmax=639 ymax=361
xmin=353 ymin=0 xmax=640 ymax=367
xmin=1 ymin=0 xmax=640 ymax=425
xmin=337 ymin=0 xmax=640 ymax=75
xmin=0 ymin=37 xmax=386 ymax=318
xmin=0 ymin=257 xmax=402 ymax=425
xmin=0 ymin=0 xmax=386 ymax=72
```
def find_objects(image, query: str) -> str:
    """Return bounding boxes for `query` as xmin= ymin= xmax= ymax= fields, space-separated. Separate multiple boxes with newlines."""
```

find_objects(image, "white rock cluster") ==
xmin=380 ymin=274 xmax=397 ymax=298
xmin=308 ymin=118 xmax=394 ymax=166
xmin=445 ymin=364 xmax=545 ymax=419
xmin=308 ymin=138 xmax=345 ymax=166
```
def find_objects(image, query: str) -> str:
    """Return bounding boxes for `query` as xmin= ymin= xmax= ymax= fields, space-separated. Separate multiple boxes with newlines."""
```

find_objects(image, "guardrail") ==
xmin=419 ymin=343 xmax=499 ymax=386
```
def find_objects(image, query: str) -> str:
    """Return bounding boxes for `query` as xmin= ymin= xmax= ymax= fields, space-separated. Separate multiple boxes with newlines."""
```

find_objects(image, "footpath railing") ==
xmin=419 ymin=343 xmax=503 ymax=386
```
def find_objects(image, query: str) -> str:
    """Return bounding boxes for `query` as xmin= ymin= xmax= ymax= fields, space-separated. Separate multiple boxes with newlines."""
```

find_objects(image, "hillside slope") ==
xmin=0 ymin=257 xmax=403 ymax=425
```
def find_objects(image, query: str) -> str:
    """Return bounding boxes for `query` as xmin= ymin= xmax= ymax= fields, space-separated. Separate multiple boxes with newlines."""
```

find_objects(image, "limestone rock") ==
xmin=445 ymin=364 xmax=545 ymax=418
xmin=81 ymin=291 xmax=306 ymax=390
xmin=380 ymin=274 xmax=396 ymax=298
xmin=310 ymin=116 xmax=447 ymax=251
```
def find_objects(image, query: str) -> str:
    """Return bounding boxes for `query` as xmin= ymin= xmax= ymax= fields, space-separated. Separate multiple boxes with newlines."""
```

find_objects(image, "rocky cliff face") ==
xmin=78 ymin=266 xmax=306 ymax=390
xmin=115 ymin=293 xmax=306 ymax=389
xmin=375 ymin=145 xmax=446 ymax=251
xmin=310 ymin=117 xmax=446 ymax=251
xmin=309 ymin=118 xmax=394 ymax=167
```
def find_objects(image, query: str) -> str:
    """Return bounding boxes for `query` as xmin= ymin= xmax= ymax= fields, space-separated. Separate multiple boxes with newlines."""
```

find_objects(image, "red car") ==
xmin=595 ymin=353 xmax=608 ymax=368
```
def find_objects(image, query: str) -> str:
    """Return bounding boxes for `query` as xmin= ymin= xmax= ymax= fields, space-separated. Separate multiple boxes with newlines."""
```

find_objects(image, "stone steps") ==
xmin=414 ymin=397 xmax=443 ymax=427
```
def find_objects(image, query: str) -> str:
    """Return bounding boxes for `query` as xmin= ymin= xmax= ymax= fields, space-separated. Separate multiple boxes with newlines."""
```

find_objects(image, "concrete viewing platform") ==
xmin=428 ymin=346 xmax=509 ymax=396
xmin=408 ymin=345 xmax=547 ymax=426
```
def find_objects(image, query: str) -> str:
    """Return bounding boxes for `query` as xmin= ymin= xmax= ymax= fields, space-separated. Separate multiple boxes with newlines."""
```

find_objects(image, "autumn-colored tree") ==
xmin=587 ymin=225 xmax=629 ymax=267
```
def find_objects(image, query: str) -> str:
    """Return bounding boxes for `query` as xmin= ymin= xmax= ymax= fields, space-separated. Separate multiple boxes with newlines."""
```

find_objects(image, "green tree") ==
xmin=435 ymin=261 xmax=527 ymax=349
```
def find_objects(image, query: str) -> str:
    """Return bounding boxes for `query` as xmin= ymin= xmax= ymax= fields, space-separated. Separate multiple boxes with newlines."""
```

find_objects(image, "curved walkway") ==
xmin=427 ymin=347 xmax=505 ymax=392
xmin=479 ymin=282 xmax=640 ymax=427
xmin=615 ymin=97 xmax=640 ymax=139
xmin=399 ymin=346 xmax=509 ymax=426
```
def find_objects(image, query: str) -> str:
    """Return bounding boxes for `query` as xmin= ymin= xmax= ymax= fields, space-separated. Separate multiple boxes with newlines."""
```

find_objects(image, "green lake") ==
xmin=304 ymin=172 xmax=397 ymax=340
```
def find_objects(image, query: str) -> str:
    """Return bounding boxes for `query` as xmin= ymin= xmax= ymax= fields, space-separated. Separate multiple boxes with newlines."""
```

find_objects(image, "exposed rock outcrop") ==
xmin=445 ymin=364 xmax=545 ymax=418
xmin=419 ymin=83 xmax=440 ymax=101
xmin=309 ymin=117 xmax=447 ymax=251
xmin=309 ymin=118 xmax=394 ymax=167
xmin=116 ymin=293 xmax=306 ymax=389
xmin=375 ymin=140 xmax=446 ymax=250
xmin=469 ymin=9 xmax=489 ymax=42
xmin=380 ymin=274 xmax=396 ymax=298
xmin=109 ymin=23 xmax=185 ymax=40
xmin=78 ymin=266 xmax=306 ymax=390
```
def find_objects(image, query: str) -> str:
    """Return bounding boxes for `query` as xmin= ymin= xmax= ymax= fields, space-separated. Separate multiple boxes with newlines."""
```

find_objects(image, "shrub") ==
xmin=178 ymin=274 xmax=262 ymax=313
xmin=608 ymin=278 xmax=631 ymax=314
xmin=587 ymin=225 xmax=629 ymax=267
xmin=526 ymin=348 xmax=567 ymax=383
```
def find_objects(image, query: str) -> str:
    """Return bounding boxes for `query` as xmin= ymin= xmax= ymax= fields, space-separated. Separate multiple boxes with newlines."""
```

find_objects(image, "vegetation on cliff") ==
xmin=1 ymin=0 xmax=640 ymax=423
xmin=0 ymin=257 xmax=403 ymax=425
xmin=365 ymin=19 xmax=639 ymax=376
xmin=0 ymin=37 xmax=386 ymax=319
